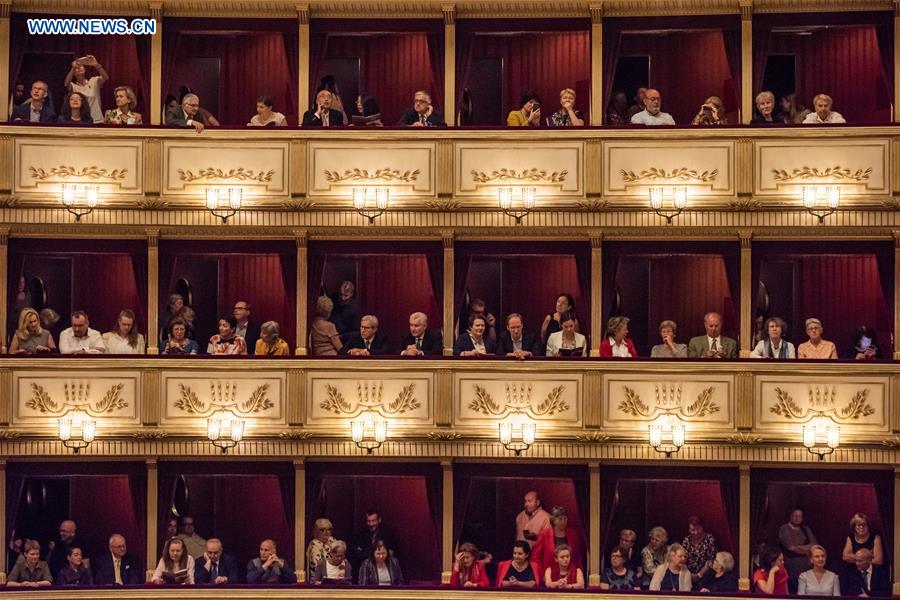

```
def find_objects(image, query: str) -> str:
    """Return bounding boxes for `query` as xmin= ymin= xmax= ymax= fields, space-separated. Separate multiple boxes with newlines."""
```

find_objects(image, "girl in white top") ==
xmin=798 ymin=545 xmax=840 ymax=596
xmin=152 ymin=538 xmax=195 ymax=585
xmin=102 ymin=309 xmax=146 ymax=354
xmin=248 ymin=95 xmax=287 ymax=127
xmin=546 ymin=316 xmax=587 ymax=357
xmin=64 ymin=55 xmax=108 ymax=123
xmin=750 ymin=317 xmax=796 ymax=359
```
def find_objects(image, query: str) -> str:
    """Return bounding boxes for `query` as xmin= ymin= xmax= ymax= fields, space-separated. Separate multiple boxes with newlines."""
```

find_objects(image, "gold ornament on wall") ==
xmin=617 ymin=384 xmax=719 ymax=419
xmin=772 ymin=166 xmax=871 ymax=183
xmin=727 ymin=431 xmax=762 ymax=445
xmin=427 ymin=431 xmax=463 ymax=441
xmin=27 ymin=382 xmax=127 ymax=416
xmin=769 ymin=386 xmax=874 ymax=421
xmin=575 ymin=431 xmax=610 ymax=443
xmin=178 ymin=167 xmax=273 ymax=183
xmin=324 ymin=168 xmax=420 ymax=183
xmin=278 ymin=430 xmax=314 ymax=440
xmin=620 ymin=167 xmax=718 ymax=183
xmin=471 ymin=168 xmax=567 ymax=183
xmin=132 ymin=429 xmax=169 ymax=439
xmin=29 ymin=165 xmax=127 ymax=181
xmin=468 ymin=383 xmax=569 ymax=417
xmin=320 ymin=382 xmax=421 ymax=416
xmin=174 ymin=382 xmax=273 ymax=416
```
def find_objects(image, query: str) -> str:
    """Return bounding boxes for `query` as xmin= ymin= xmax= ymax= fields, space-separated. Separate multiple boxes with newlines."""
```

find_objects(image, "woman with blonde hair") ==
xmin=102 ymin=309 xmax=145 ymax=354
xmin=310 ymin=296 xmax=342 ymax=356
xmin=546 ymin=88 xmax=584 ymax=127
xmin=8 ymin=307 xmax=56 ymax=354
xmin=306 ymin=518 xmax=336 ymax=579
xmin=649 ymin=542 xmax=692 ymax=591
xmin=104 ymin=86 xmax=142 ymax=124
xmin=842 ymin=512 xmax=883 ymax=565
xmin=641 ymin=526 xmax=669 ymax=586
xmin=799 ymin=545 xmax=840 ymax=595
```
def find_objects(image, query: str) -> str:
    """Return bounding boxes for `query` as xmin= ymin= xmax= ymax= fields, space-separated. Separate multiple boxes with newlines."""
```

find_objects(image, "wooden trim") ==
xmin=738 ymin=463 xmax=751 ymax=590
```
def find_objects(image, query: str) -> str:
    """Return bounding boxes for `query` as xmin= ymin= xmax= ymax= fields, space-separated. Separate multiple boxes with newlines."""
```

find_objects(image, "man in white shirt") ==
xmin=58 ymin=311 xmax=106 ymax=354
xmin=802 ymin=93 xmax=846 ymax=124
xmin=630 ymin=88 xmax=676 ymax=125
xmin=515 ymin=491 xmax=550 ymax=548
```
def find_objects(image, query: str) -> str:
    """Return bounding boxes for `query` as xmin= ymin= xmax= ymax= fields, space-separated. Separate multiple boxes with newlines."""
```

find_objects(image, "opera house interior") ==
xmin=0 ymin=0 xmax=899 ymax=598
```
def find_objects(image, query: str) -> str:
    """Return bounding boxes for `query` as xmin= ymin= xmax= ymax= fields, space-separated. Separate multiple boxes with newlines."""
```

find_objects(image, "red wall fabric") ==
xmin=70 ymin=476 xmax=145 ymax=566
xmin=74 ymin=255 xmax=145 ymax=337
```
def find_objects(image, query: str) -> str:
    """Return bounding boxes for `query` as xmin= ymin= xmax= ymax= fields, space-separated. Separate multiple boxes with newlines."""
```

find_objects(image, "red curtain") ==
xmin=70 ymin=476 xmax=145 ymax=566
xmin=74 ymin=255 xmax=145 ymax=336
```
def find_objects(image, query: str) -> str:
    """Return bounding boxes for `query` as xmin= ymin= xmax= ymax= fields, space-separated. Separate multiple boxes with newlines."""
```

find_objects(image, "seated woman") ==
xmin=691 ymin=96 xmax=727 ymax=125
xmin=352 ymin=94 xmax=383 ymax=127
xmin=450 ymin=542 xmax=490 ymax=587
xmin=803 ymin=93 xmax=846 ymax=124
xmin=104 ymin=86 xmax=143 ymax=125
xmin=546 ymin=88 xmax=584 ymax=127
xmin=532 ymin=506 xmax=583 ymax=576
xmin=497 ymin=541 xmax=541 ymax=588
xmin=160 ymin=293 xmax=196 ymax=341
xmin=780 ymin=93 xmax=810 ymax=124
xmin=842 ymin=512 xmax=883 ymax=566
xmin=151 ymin=538 xmax=195 ymax=585
xmin=852 ymin=325 xmax=881 ymax=360
xmin=650 ymin=320 xmax=687 ymax=357
xmin=305 ymin=518 xmax=335 ymax=580
xmin=57 ymin=92 xmax=92 ymax=124
xmin=311 ymin=539 xmax=351 ymax=584
xmin=752 ymin=91 xmax=780 ymax=124
xmin=697 ymin=551 xmax=737 ymax=593
xmin=799 ymin=545 xmax=840 ymax=596
xmin=208 ymin=315 xmax=248 ymax=355
xmin=540 ymin=293 xmax=579 ymax=344
xmin=358 ymin=539 xmax=404 ymax=586
xmin=160 ymin=319 xmax=199 ymax=355
xmin=753 ymin=545 xmax=787 ymax=595
xmin=545 ymin=314 xmax=586 ymax=357
xmin=649 ymin=543 xmax=691 ymax=592
xmin=641 ymin=526 xmax=669 ymax=587
xmin=507 ymin=92 xmax=542 ymax=127
xmin=255 ymin=320 xmax=289 ymax=356
xmin=248 ymin=94 xmax=287 ymax=127
xmin=453 ymin=315 xmax=495 ymax=356
xmin=8 ymin=307 xmax=56 ymax=354
xmin=600 ymin=546 xmax=638 ymax=590
xmin=102 ymin=309 xmax=146 ymax=354
xmin=7 ymin=539 xmax=52 ymax=587
xmin=797 ymin=318 xmax=837 ymax=359
xmin=55 ymin=546 xmax=93 ymax=585
xmin=606 ymin=91 xmax=629 ymax=126
xmin=600 ymin=316 xmax=637 ymax=358
xmin=750 ymin=317 xmax=795 ymax=359
xmin=310 ymin=296 xmax=342 ymax=356
xmin=545 ymin=543 xmax=584 ymax=589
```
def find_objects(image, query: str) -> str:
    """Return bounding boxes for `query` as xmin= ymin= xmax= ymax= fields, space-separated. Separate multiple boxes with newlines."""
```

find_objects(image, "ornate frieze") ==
xmin=14 ymin=372 xmax=140 ymax=427
xmin=454 ymin=374 xmax=582 ymax=429
xmin=306 ymin=372 xmax=434 ymax=429
xmin=160 ymin=372 xmax=286 ymax=429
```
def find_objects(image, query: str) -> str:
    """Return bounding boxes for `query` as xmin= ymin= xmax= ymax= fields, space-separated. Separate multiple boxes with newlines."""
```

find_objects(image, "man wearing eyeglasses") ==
xmin=232 ymin=300 xmax=260 ymax=352
xmin=165 ymin=93 xmax=205 ymax=132
xmin=397 ymin=90 xmax=446 ymax=127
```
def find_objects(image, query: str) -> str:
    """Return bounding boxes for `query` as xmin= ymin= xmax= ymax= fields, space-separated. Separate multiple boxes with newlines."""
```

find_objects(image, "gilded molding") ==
xmin=427 ymin=430 xmax=462 ymax=441
xmin=620 ymin=167 xmax=718 ymax=184
xmin=589 ymin=3 xmax=603 ymax=22
xmin=178 ymin=167 xmax=274 ymax=183
xmin=468 ymin=383 xmax=569 ymax=417
xmin=29 ymin=165 xmax=127 ymax=181
xmin=148 ymin=2 xmax=162 ymax=20
xmin=287 ymin=369 xmax=306 ymax=424
xmin=25 ymin=381 xmax=128 ymax=416
xmin=279 ymin=429 xmax=313 ymax=440
xmin=425 ymin=198 xmax=462 ymax=212
xmin=0 ymin=2 xmax=9 ymax=18
xmin=131 ymin=429 xmax=168 ymax=439
xmin=618 ymin=384 xmax=720 ymax=418
xmin=769 ymin=386 xmax=875 ymax=422
xmin=739 ymin=0 xmax=752 ymax=19
xmin=0 ymin=369 xmax=10 ymax=426
xmin=141 ymin=369 xmax=160 ymax=426
xmin=296 ymin=3 xmax=309 ymax=23
xmin=727 ymin=431 xmax=762 ymax=444
xmin=324 ymin=168 xmax=419 ymax=183
xmin=174 ymin=382 xmax=273 ymax=416
xmin=441 ymin=3 xmax=455 ymax=24
xmin=320 ymin=382 xmax=421 ymax=416
xmin=575 ymin=431 xmax=610 ymax=443
xmin=471 ymin=168 xmax=567 ymax=184
xmin=735 ymin=372 xmax=753 ymax=428
xmin=772 ymin=166 xmax=872 ymax=183
xmin=435 ymin=369 xmax=452 ymax=426
xmin=584 ymin=371 xmax=602 ymax=428
xmin=0 ymin=431 xmax=20 ymax=440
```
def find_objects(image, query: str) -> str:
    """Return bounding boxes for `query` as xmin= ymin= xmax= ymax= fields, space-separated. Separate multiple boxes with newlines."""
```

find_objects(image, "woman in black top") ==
xmin=55 ymin=546 xmax=93 ymax=585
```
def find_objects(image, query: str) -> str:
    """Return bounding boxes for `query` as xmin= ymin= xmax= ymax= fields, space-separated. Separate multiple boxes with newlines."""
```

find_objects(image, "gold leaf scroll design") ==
xmin=324 ymin=168 xmax=420 ymax=183
xmin=178 ymin=167 xmax=274 ymax=183
xmin=772 ymin=166 xmax=871 ymax=183
xmin=617 ymin=385 xmax=719 ymax=418
xmin=319 ymin=383 xmax=420 ymax=416
xmin=26 ymin=383 xmax=58 ymax=413
xmin=619 ymin=167 xmax=718 ymax=183
xmin=174 ymin=383 xmax=272 ymax=416
xmin=29 ymin=165 xmax=127 ymax=181
xmin=769 ymin=387 xmax=875 ymax=422
xmin=27 ymin=382 xmax=127 ymax=416
xmin=471 ymin=168 xmax=567 ymax=183
xmin=467 ymin=384 xmax=569 ymax=417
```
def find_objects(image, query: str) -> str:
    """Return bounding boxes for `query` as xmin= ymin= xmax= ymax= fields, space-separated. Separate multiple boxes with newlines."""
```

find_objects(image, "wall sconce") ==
xmin=802 ymin=418 xmax=840 ymax=460
xmin=58 ymin=409 xmax=96 ymax=454
xmin=499 ymin=409 xmax=536 ymax=455
xmin=498 ymin=186 xmax=536 ymax=224
xmin=648 ymin=412 xmax=685 ymax=458
xmin=60 ymin=184 xmax=100 ymax=221
xmin=207 ymin=412 xmax=245 ymax=453
xmin=802 ymin=185 xmax=840 ymax=224
xmin=648 ymin=186 xmax=688 ymax=225
xmin=350 ymin=408 xmax=388 ymax=453
xmin=206 ymin=187 xmax=243 ymax=223
xmin=353 ymin=187 xmax=390 ymax=224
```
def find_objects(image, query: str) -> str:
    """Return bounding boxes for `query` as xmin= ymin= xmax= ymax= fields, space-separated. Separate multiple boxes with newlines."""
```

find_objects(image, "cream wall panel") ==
xmin=161 ymin=372 xmax=286 ymax=430
xmin=455 ymin=142 xmax=584 ymax=197
xmin=306 ymin=372 xmax=434 ymax=429
xmin=162 ymin=141 xmax=289 ymax=197
xmin=15 ymin=138 xmax=142 ymax=195
xmin=308 ymin=142 xmax=436 ymax=197
xmin=454 ymin=373 xmax=582 ymax=429
xmin=13 ymin=371 xmax=140 ymax=428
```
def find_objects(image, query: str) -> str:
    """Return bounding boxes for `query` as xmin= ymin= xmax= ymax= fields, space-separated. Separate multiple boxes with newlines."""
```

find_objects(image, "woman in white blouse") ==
xmin=102 ymin=309 xmax=146 ymax=354
xmin=798 ymin=545 xmax=840 ymax=596
xmin=151 ymin=538 xmax=195 ymax=585
xmin=750 ymin=317 xmax=795 ymax=359
xmin=248 ymin=95 xmax=287 ymax=127
xmin=546 ymin=315 xmax=587 ymax=357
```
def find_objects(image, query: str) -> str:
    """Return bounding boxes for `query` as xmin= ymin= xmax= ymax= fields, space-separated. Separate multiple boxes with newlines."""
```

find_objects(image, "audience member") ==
xmin=6 ymin=539 xmax=52 ymax=587
xmin=630 ymin=88 xmax=675 ymax=125
xmin=615 ymin=529 xmax=643 ymax=577
xmin=692 ymin=96 xmax=727 ymax=125
xmin=7 ymin=534 xmax=22 ymax=573
xmin=59 ymin=311 xmax=106 ymax=354
xmin=64 ymin=55 xmax=108 ymax=122
xmin=450 ymin=542 xmax=489 ymax=587
xmin=93 ymin=534 xmax=140 ymax=585
xmin=498 ymin=313 xmax=543 ymax=358
xmin=798 ymin=545 xmax=840 ymax=596
xmin=330 ymin=281 xmax=362 ymax=342
xmin=606 ymin=91 xmax=629 ymax=126
xmin=546 ymin=314 xmax=586 ymax=357
xmin=40 ymin=307 xmax=61 ymax=332
xmin=497 ymin=541 xmax=541 ymax=588
xmin=306 ymin=518 xmax=335 ymax=580
xmin=842 ymin=548 xmax=890 ymax=597
xmin=341 ymin=315 xmax=390 ymax=356
xmin=151 ymin=538 xmax=195 ymax=585
xmin=803 ymin=94 xmax=846 ymax=124
xmin=454 ymin=315 xmax=495 ymax=356
xmin=102 ymin=309 xmax=145 ymax=354
xmin=600 ymin=546 xmax=639 ymax=590
xmin=400 ymin=312 xmax=443 ymax=356
xmin=697 ymin=551 xmax=737 ymax=593
xmin=780 ymin=93 xmax=810 ymax=124
xmin=55 ymin=546 xmax=93 ymax=585
xmin=310 ymin=296 xmax=342 ymax=356
xmin=208 ymin=316 xmax=248 ymax=355
xmin=193 ymin=538 xmax=238 ymax=585
xmin=160 ymin=293 xmax=195 ymax=341
xmin=303 ymin=89 xmax=344 ymax=127
xmin=179 ymin=85 xmax=220 ymax=125
xmin=397 ymin=90 xmax=445 ymax=127
xmin=352 ymin=94 xmax=383 ymax=126
xmin=688 ymin=311 xmax=737 ymax=358
xmin=852 ymin=325 xmax=881 ymax=360
xmin=547 ymin=543 xmax=585 ymax=589
xmin=311 ymin=539 xmax=351 ymax=584
xmin=600 ymin=315 xmax=637 ymax=358
xmin=532 ymin=506 xmax=583 ymax=577
xmin=358 ymin=539 xmax=404 ymax=586
xmin=649 ymin=542 xmax=691 ymax=591
xmin=8 ymin=81 xmax=26 ymax=119
xmin=515 ymin=490 xmax=551 ymax=548
xmin=778 ymin=508 xmax=817 ymax=590
xmin=248 ymin=95 xmax=287 ymax=127
xmin=162 ymin=94 xmax=178 ymax=122
xmin=540 ymin=293 xmax=578 ymax=345
xmin=104 ymin=86 xmax=142 ymax=125
xmin=165 ymin=518 xmax=178 ymax=540
xmin=255 ymin=320 xmax=289 ymax=356
xmin=247 ymin=538 xmax=296 ymax=584
xmin=651 ymin=320 xmax=687 ymax=357
xmin=546 ymin=88 xmax=584 ymax=127
xmin=352 ymin=509 xmax=396 ymax=566
xmin=752 ymin=91 xmax=779 ymax=123
xmin=176 ymin=515 xmax=207 ymax=559
xmin=626 ymin=87 xmax=648 ymax=120
xmin=797 ymin=318 xmax=838 ymax=359
xmin=754 ymin=546 xmax=788 ymax=594
xmin=318 ymin=75 xmax=349 ymax=124
xmin=465 ymin=298 xmax=497 ymax=343
xmin=165 ymin=93 xmax=205 ymax=132
xmin=231 ymin=300 xmax=260 ymax=350
xmin=160 ymin=319 xmax=199 ymax=355
xmin=12 ymin=80 xmax=56 ymax=123
xmin=842 ymin=512 xmax=884 ymax=566
xmin=8 ymin=307 xmax=55 ymax=354
xmin=750 ymin=316 xmax=796 ymax=359
xmin=507 ymin=92 xmax=542 ymax=127
xmin=57 ymin=92 xmax=92 ymax=125
xmin=47 ymin=520 xmax=90 ymax=575
xmin=641 ymin=526 xmax=669 ymax=587
xmin=682 ymin=516 xmax=716 ymax=582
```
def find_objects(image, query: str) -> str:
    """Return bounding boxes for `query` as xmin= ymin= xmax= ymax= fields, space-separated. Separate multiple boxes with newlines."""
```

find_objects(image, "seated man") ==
xmin=59 ymin=311 xmax=106 ymax=354
xmin=629 ymin=88 xmax=675 ymax=126
xmin=302 ymin=89 xmax=344 ymax=127
xmin=92 ymin=534 xmax=141 ymax=585
xmin=175 ymin=515 xmax=207 ymax=559
xmin=687 ymin=311 xmax=737 ymax=359
xmin=11 ymin=80 xmax=56 ymax=123
xmin=842 ymin=548 xmax=890 ymax=597
xmin=165 ymin=93 xmax=205 ymax=132
xmin=497 ymin=313 xmax=543 ymax=359
xmin=340 ymin=315 xmax=390 ymax=356
xmin=399 ymin=312 xmax=443 ymax=356
xmin=802 ymin=93 xmax=846 ymax=124
xmin=246 ymin=539 xmax=296 ymax=584
xmin=194 ymin=538 xmax=239 ymax=585
xmin=397 ymin=90 xmax=446 ymax=127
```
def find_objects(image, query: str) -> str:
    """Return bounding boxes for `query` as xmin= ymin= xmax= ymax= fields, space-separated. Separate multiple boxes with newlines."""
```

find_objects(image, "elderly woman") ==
xmin=600 ymin=316 xmax=637 ymax=358
xmin=546 ymin=88 xmax=584 ymax=127
xmin=104 ymin=86 xmax=142 ymax=124
xmin=752 ymin=91 xmax=779 ymax=123
xmin=8 ymin=307 xmax=56 ymax=354
xmin=650 ymin=320 xmax=687 ymax=357
xmin=161 ymin=293 xmax=195 ymax=341
xmin=641 ymin=526 xmax=669 ymax=587
xmin=358 ymin=539 xmax=404 ymax=585
xmin=532 ymin=506 xmax=583 ymax=576
xmin=160 ymin=319 xmax=199 ymax=355
xmin=692 ymin=96 xmax=727 ymax=125
xmin=842 ymin=512 xmax=883 ymax=566
xmin=55 ymin=546 xmax=93 ymax=585
xmin=208 ymin=315 xmax=247 ymax=355
xmin=451 ymin=542 xmax=489 ymax=587
xmin=151 ymin=538 xmax=195 ymax=585
xmin=254 ymin=320 xmax=289 ymax=356
xmin=7 ymin=539 xmax=52 ymax=587
xmin=750 ymin=317 xmax=795 ymax=359
xmin=546 ymin=543 xmax=584 ymax=589
xmin=697 ymin=551 xmax=737 ymax=593
xmin=103 ymin=309 xmax=146 ymax=354
xmin=754 ymin=545 xmax=788 ymax=594
xmin=545 ymin=314 xmax=586 ymax=357
xmin=58 ymin=92 xmax=92 ymax=124
xmin=799 ymin=545 xmax=840 ymax=596
xmin=310 ymin=296 xmax=342 ymax=356
xmin=311 ymin=539 xmax=351 ymax=584
xmin=797 ymin=318 xmax=837 ymax=359
xmin=600 ymin=546 xmax=639 ymax=590
xmin=507 ymin=92 xmax=542 ymax=127
xmin=540 ymin=293 xmax=579 ymax=344
xmin=497 ymin=541 xmax=541 ymax=588
xmin=248 ymin=95 xmax=287 ymax=127
xmin=649 ymin=542 xmax=692 ymax=591
xmin=803 ymin=93 xmax=846 ymax=124
xmin=306 ymin=518 xmax=336 ymax=579
xmin=454 ymin=315 xmax=495 ymax=356
xmin=352 ymin=94 xmax=383 ymax=126
xmin=682 ymin=516 xmax=717 ymax=582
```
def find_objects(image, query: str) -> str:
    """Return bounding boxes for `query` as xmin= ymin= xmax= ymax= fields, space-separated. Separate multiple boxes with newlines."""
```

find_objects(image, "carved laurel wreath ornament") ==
xmin=772 ymin=166 xmax=871 ymax=182
xmin=617 ymin=384 xmax=719 ymax=418
xmin=619 ymin=167 xmax=718 ymax=183
xmin=769 ymin=387 xmax=874 ymax=421
xmin=319 ymin=382 xmax=421 ymax=416
xmin=27 ymin=382 xmax=127 ymax=416
xmin=29 ymin=165 xmax=127 ymax=181
xmin=177 ymin=167 xmax=274 ymax=183
xmin=174 ymin=382 xmax=273 ymax=416
xmin=471 ymin=168 xmax=567 ymax=183
xmin=468 ymin=383 xmax=569 ymax=417
xmin=324 ymin=168 xmax=420 ymax=183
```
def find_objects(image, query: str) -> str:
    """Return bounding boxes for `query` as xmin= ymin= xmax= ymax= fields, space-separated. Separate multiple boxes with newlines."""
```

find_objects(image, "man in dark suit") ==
xmin=232 ymin=299 xmax=261 ymax=352
xmin=91 ymin=533 xmax=141 ymax=585
xmin=397 ymin=90 xmax=446 ymax=127
xmin=12 ymin=80 xmax=55 ymax=123
xmin=340 ymin=315 xmax=390 ymax=355
xmin=331 ymin=280 xmax=362 ymax=343
xmin=843 ymin=548 xmax=890 ymax=597
xmin=194 ymin=538 xmax=240 ymax=585
xmin=497 ymin=313 xmax=544 ymax=359
xmin=302 ymin=89 xmax=344 ymax=127
xmin=164 ymin=93 xmax=205 ymax=132
xmin=400 ymin=312 xmax=443 ymax=356
xmin=687 ymin=311 xmax=738 ymax=358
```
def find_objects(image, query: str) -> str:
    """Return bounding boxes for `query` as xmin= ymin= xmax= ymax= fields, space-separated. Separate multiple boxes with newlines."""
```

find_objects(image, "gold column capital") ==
xmin=0 ymin=227 xmax=9 ymax=246
xmin=296 ymin=4 xmax=310 ymax=24
xmin=739 ymin=0 xmax=752 ymax=21
xmin=441 ymin=4 xmax=456 ymax=25
xmin=0 ymin=3 xmax=10 ymax=19
xmin=294 ymin=229 xmax=309 ymax=247
xmin=589 ymin=3 xmax=603 ymax=23
xmin=441 ymin=229 xmax=455 ymax=247
xmin=892 ymin=230 xmax=900 ymax=246
xmin=148 ymin=2 xmax=162 ymax=19
xmin=588 ymin=229 xmax=603 ymax=248
xmin=894 ymin=0 xmax=900 ymax=17
xmin=738 ymin=229 xmax=753 ymax=247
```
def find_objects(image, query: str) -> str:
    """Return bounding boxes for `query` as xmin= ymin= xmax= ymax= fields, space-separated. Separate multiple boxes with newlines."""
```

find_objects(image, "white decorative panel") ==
xmin=308 ymin=142 xmax=435 ymax=197
xmin=162 ymin=141 xmax=289 ymax=197
xmin=161 ymin=372 xmax=286 ymax=426
xmin=15 ymin=138 xmax=142 ymax=195
xmin=455 ymin=142 xmax=584 ymax=196
xmin=306 ymin=373 xmax=433 ymax=426
xmin=602 ymin=374 xmax=734 ymax=430
xmin=604 ymin=140 xmax=734 ymax=196
xmin=14 ymin=371 xmax=140 ymax=426
xmin=454 ymin=373 xmax=582 ymax=428
xmin=755 ymin=139 xmax=890 ymax=196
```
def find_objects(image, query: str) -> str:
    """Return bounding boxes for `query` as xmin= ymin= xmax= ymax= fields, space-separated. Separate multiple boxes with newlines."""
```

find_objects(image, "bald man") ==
xmin=630 ymin=88 xmax=675 ymax=126
xmin=93 ymin=534 xmax=141 ymax=585
xmin=247 ymin=539 xmax=296 ymax=584
xmin=47 ymin=520 xmax=91 ymax=576
xmin=194 ymin=538 xmax=239 ymax=584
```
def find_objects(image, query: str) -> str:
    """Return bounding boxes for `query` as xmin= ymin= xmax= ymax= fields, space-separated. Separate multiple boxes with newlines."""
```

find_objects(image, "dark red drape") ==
xmin=71 ymin=476 xmax=145 ymax=567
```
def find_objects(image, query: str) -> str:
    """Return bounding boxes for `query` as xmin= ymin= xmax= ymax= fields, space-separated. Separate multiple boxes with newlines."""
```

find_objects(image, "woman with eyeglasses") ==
xmin=306 ymin=518 xmax=336 ymax=580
